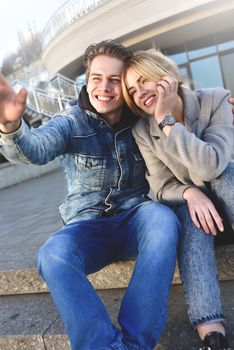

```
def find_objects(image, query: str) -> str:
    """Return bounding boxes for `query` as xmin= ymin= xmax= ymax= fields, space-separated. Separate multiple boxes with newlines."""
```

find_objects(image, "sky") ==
xmin=0 ymin=0 xmax=67 ymax=64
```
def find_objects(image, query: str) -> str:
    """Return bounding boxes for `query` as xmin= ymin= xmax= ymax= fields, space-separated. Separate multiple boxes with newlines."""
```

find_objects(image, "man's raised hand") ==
xmin=0 ymin=73 xmax=27 ymax=133
xmin=228 ymin=97 xmax=234 ymax=116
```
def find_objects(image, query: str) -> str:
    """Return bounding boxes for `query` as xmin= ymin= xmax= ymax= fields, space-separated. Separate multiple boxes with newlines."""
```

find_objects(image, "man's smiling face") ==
xmin=87 ymin=55 xmax=125 ymax=121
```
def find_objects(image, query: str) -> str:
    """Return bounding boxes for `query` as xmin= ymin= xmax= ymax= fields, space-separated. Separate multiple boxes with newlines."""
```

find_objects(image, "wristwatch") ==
xmin=158 ymin=115 xmax=176 ymax=130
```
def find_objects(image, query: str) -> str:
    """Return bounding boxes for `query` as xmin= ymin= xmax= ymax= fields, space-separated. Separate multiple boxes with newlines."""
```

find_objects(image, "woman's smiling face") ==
xmin=125 ymin=67 xmax=159 ymax=116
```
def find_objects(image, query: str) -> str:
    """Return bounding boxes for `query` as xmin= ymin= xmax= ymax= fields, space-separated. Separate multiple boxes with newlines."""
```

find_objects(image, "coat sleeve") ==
xmin=0 ymin=113 xmax=74 ymax=165
xmin=165 ymin=88 xmax=233 ymax=181
xmin=132 ymin=126 xmax=193 ymax=204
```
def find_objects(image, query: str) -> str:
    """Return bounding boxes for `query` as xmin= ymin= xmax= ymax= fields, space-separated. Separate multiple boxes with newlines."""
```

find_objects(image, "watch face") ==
xmin=165 ymin=115 xmax=176 ymax=125
xmin=158 ymin=115 xmax=176 ymax=130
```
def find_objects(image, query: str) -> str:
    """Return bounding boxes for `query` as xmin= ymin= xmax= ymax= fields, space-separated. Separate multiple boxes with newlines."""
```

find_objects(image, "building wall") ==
xmin=41 ymin=0 xmax=234 ymax=93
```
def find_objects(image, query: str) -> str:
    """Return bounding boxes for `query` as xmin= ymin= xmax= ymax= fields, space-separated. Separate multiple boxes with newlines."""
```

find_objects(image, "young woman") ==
xmin=122 ymin=49 xmax=233 ymax=350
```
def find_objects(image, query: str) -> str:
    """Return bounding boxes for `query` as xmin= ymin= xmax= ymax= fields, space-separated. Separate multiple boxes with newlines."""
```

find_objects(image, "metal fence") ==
xmin=11 ymin=74 xmax=83 ymax=124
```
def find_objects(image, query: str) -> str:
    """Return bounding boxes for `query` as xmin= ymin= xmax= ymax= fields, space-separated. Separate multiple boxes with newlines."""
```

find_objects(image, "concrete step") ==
xmin=1 ymin=281 xmax=234 ymax=350
xmin=0 ymin=160 xmax=61 ymax=190
xmin=1 ymin=244 xmax=234 ymax=296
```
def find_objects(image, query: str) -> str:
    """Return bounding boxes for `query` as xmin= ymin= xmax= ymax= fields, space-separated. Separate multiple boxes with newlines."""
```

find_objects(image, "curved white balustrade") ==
xmin=42 ymin=0 xmax=109 ymax=49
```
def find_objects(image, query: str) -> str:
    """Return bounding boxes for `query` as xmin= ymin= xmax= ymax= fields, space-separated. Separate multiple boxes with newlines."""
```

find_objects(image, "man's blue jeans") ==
xmin=37 ymin=201 xmax=180 ymax=350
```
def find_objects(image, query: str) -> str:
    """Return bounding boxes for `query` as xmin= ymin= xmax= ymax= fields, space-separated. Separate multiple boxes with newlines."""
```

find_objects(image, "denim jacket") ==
xmin=0 ymin=91 xmax=149 ymax=224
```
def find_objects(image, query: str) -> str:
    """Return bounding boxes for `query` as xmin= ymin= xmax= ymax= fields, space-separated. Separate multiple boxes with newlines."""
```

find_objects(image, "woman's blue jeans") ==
xmin=175 ymin=205 xmax=225 ymax=328
xmin=175 ymin=161 xmax=234 ymax=328
xmin=210 ymin=161 xmax=234 ymax=232
xmin=37 ymin=201 xmax=180 ymax=350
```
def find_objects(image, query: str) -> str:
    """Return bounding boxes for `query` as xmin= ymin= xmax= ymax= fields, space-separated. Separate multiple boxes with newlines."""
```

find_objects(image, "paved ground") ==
xmin=0 ymin=168 xmax=66 ymax=271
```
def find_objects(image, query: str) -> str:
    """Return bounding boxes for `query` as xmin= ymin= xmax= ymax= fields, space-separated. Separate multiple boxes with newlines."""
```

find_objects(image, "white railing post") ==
xmin=31 ymin=89 xmax=41 ymax=113
xmin=57 ymin=95 xmax=64 ymax=110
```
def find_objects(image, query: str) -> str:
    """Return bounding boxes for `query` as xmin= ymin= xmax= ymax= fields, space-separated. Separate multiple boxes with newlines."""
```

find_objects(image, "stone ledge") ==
xmin=0 ymin=335 xmax=45 ymax=350
xmin=0 ymin=245 xmax=233 ymax=296
xmin=0 ymin=159 xmax=61 ymax=190
xmin=1 ymin=283 xmax=234 ymax=350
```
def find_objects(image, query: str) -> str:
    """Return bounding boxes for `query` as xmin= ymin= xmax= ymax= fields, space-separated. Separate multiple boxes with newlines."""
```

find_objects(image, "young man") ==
xmin=0 ymin=41 xmax=180 ymax=350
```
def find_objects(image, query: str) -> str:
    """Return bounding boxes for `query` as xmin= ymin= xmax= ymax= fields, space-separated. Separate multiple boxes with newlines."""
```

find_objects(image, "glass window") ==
xmin=179 ymin=66 xmax=189 ymax=78
xmin=188 ymin=46 xmax=217 ymax=60
xmin=190 ymin=56 xmax=223 ymax=89
xmin=169 ymin=52 xmax=187 ymax=65
xmin=218 ymin=40 xmax=234 ymax=52
xmin=220 ymin=52 xmax=234 ymax=95
xmin=178 ymin=66 xmax=191 ymax=89
xmin=186 ymin=36 xmax=216 ymax=60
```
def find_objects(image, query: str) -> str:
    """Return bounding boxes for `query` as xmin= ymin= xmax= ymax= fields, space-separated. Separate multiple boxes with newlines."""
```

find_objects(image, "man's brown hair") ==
xmin=83 ymin=40 xmax=132 ymax=81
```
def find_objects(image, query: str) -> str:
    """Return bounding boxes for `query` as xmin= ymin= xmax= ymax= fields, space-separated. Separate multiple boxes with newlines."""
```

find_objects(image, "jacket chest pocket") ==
xmin=132 ymin=150 xmax=146 ymax=185
xmin=75 ymin=154 xmax=107 ymax=191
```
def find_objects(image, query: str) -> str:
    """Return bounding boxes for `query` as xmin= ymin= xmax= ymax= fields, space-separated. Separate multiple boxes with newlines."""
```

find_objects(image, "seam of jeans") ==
xmin=192 ymin=312 xmax=226 ymax=327
xmin=123 ymin=340 xmax=150 ymax=350
xmin=111 ymin=342 xmax=128 ymax=350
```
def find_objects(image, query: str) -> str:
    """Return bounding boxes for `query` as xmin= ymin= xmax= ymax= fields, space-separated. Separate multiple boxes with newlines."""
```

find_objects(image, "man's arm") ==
xmin=0 ymin=73 xmax=73 ymax=165
xmin=228 ymin=97 xmax=234 ymax=116
xmin=0 ymin=73 xmax=27 ymax=133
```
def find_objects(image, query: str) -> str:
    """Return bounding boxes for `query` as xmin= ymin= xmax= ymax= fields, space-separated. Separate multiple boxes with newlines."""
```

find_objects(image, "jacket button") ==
xmin=86 ymin=162 xmax=92 ymax=169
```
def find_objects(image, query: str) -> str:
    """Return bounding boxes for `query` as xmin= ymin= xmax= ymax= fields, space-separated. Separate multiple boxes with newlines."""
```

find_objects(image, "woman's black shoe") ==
xmin=200 ymin=331 xmax=231 ymax=350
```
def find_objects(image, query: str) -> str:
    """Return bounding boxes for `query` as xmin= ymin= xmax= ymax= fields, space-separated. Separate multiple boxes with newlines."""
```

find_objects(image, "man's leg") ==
xmin=117 ymin=201 xmax=180 ymax=350
xmin=37 ymin=220 xmax=126 ymax=350
xmin=175 ymin=205 xmax=225 ymax=340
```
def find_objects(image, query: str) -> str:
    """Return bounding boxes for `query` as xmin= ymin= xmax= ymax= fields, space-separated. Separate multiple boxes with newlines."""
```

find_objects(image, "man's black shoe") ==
xmin=200 ymin=331 xmax=231 ymax=350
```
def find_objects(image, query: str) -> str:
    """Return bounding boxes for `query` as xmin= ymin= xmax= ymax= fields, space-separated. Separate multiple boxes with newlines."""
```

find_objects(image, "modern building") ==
xmin=41 ymin=0 xmax=234 ymax=95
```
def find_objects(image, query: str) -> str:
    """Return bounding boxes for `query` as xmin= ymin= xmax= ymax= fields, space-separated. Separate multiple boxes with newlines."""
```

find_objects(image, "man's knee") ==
xmin=37 ymin=238 xmax=56 ymax=277
xmin=137 ymin=203 xmax=180 ymax=252
xmin=148 ymin=203 xmax=181 ymax=238
xmin=139 ymin=202 xmax=180 ymax=226
xmin=37 ymin=233 xmax=82 ymax=277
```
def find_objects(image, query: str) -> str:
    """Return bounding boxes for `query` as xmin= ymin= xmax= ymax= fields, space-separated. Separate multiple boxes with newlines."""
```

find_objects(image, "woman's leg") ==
xmin=210 ymin=161 xmax=234 ymax=231
xmin=175 ymin=205 xmax=225 ymax=340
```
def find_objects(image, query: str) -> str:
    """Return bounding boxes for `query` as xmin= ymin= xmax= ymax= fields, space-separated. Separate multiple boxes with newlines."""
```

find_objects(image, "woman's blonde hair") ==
xmin=122 ymin=48 xmax=186 ymax=116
